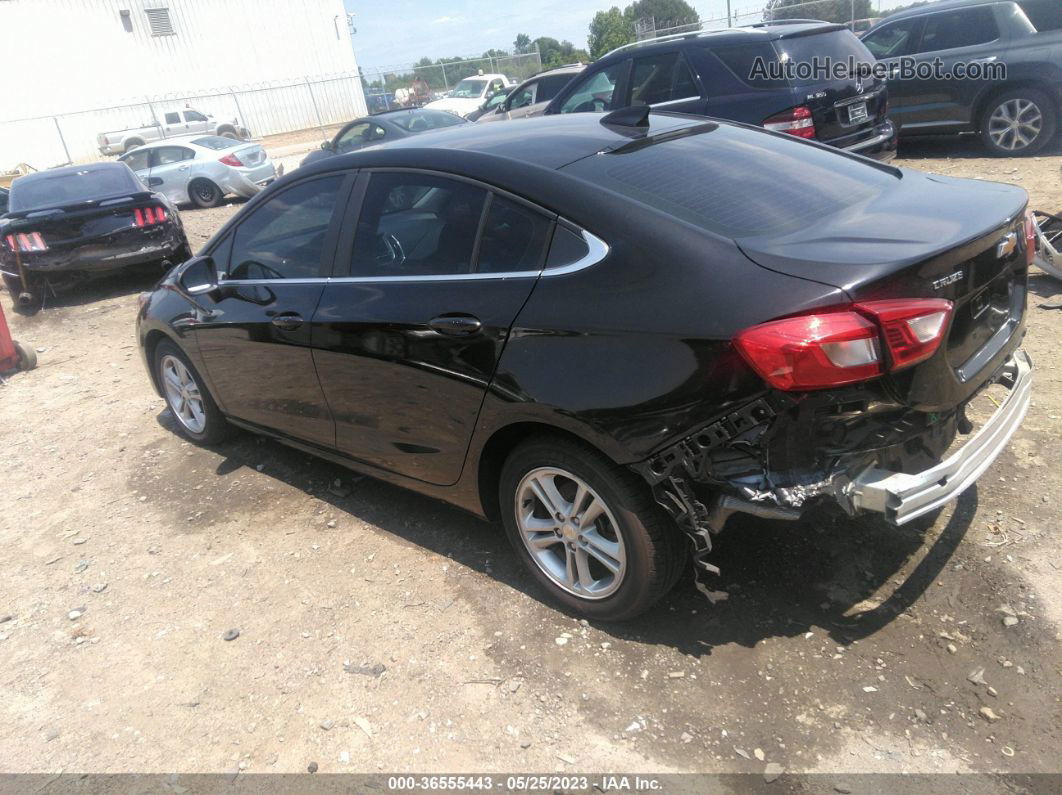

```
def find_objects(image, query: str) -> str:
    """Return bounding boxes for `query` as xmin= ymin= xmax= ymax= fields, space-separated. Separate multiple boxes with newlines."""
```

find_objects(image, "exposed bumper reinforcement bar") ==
xmin=846 ymin=349 xmax=1032 ymax=526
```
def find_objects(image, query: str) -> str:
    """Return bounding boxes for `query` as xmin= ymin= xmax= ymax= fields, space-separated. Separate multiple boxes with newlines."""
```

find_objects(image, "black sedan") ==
xmin=138 ymin=111 xmax=1033 ymax=620
xmin=300 ymin=108 xmax=468 ymax=167
xmin=2 ymin=163 xmax=189 ymax=312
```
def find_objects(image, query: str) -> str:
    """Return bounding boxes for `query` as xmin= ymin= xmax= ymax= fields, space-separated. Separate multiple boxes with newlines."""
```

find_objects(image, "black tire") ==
xmin=980 ymin=87 xmax=1057 ymax=157
xmin=13 ymin=341 xmax=37 ymax=371
xmin=499 ymin=435 xmax=686 ymax=621
xmin=188 ymin=179 xmax=223 ymax=209
xmin=3 ymin=274 xmax=40 ymax=315
xmin=153 ymin=339 xmax=234 ymax=444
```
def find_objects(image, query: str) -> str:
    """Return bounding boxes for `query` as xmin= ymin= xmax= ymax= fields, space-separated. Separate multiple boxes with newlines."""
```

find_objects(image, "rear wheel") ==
xmin=154 ymin=340 xmax=234 ymax=444
xmin=980 ymin=88 xmax=1057 ymax=156
xmin=499 ymin=436 xmax=685 ymax=621
xmin=189 ymin=179 xmax=223 ymax=209
xmin=124 ymin=138 xmax=145 ymax=153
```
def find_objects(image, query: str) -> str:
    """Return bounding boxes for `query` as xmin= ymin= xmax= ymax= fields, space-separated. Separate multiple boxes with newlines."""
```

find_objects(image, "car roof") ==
xmin=596 ymin=20 xmax=845 ymax=62
xmin=300 ymin=111 xmax=707 ymax=174
xmin=15 ymin=161 xmax=131 ymax=184
xmin=121 ymin=134 xmax=229 ymax=151
xmin=878 ymin=0 xmax=1000 ymax=23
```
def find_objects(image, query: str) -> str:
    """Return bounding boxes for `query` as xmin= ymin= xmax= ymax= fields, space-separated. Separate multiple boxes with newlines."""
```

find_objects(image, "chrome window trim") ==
xmin=216 ymin=229 xmax=609 ymax=287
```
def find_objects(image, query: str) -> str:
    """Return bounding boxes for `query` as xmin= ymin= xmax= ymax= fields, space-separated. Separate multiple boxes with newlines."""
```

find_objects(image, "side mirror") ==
xmin=320 ymin=140 xmax=334 ymax=151
xmin=179 ymin=256 xmax=218 ymax=296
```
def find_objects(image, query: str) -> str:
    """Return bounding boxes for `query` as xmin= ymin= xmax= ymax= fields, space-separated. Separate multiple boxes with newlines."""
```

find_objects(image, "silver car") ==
xmin=118 ymin=135 xmax=276 ymax=209
xmin=476 ymin=64 xmax=584 ymax=124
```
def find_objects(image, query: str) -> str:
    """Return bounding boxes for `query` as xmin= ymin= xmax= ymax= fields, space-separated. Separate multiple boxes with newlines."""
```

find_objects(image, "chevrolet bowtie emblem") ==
xmin=997 ymin=232 xmax=1018 ymax=258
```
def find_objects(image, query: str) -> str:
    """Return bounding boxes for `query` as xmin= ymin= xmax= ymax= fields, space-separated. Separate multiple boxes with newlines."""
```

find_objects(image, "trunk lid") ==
xmin=3 ymin=192 xmax=160 ymax=248
xmin=230 ymin=143 xmax=266 ymax=168
xmin=737 ymin=171 xmax=1028 ymax=410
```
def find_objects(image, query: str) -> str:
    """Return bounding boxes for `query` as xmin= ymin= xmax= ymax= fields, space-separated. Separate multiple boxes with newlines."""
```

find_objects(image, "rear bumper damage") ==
xmin=633 ymin=349 xmax=1032 ymax=589
xmin=842 ymin=349 xmax=1031 ymax=525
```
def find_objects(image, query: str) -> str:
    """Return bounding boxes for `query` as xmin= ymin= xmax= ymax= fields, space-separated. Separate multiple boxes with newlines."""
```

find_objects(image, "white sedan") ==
xmin=118 ymin=135 xmax=276 ymax=209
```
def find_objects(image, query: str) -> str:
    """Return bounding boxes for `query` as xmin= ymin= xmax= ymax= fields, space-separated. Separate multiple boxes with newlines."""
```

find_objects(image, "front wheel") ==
xmin=499 ymin=436 xmax=686 ymax=621
xmin=980 ymin=88 xmax=1057 ymax=156
xmin=154 ymin=340 xmax=234 ymax=444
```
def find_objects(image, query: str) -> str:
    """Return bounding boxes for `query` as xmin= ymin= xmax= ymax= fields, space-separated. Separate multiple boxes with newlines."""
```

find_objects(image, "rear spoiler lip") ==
xmin=2 ymin=190 xmax=159 ymax=222
xmin=773 ymin=23 xmax=847 ymax=40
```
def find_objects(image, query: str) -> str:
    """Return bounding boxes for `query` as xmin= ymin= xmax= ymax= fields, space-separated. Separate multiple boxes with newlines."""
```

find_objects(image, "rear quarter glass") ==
xmin=560 ymin=123 xmax=897 ymax=238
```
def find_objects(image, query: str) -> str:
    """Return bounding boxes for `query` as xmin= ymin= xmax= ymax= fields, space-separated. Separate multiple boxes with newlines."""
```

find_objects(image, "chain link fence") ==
xmin=360 ymin=51 xmax=542 ymax=114
xmin=0 ymin=71 xmax=369 ymax=170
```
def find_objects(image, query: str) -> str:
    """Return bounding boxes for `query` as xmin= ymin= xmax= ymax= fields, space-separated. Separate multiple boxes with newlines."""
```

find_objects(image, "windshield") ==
xmin=388 ymin=110 xmax=467 ymax=132
xmin=451 ymin=79 xmax=488 ymax=98
xmin=561 ymin=123 xmax=896 ymax=238
xmin=192 ymin=135 xmax=240 ymax=150
xmin=9 ymin=166 xmax=141 ymax=212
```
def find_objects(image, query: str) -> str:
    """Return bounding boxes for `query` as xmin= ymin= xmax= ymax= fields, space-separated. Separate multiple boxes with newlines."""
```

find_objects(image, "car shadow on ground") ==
xmin=166 ymin=419 xmax=974 ymax=658
xmin=896 ymin=133 xmax=1062 ymax=160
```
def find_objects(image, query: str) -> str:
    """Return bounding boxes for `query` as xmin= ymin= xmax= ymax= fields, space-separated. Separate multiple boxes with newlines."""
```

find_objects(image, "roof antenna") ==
xmin=601 ymin=104 xmax=650 ymax=129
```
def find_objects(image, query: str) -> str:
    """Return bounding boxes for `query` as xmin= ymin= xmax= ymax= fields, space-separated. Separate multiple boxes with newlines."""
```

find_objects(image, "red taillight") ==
xmin=855 ymin=299 xmax=952 ymax=371
xmin=134 ymin=206 xmax=168 ymax=227
xmin=1024 ymin=210 xmax=1037 ymax=266
xmin=4 ymin=231 xmax=48 ymax=252
xmin=734 ymin=298 xmax=953 ymax=391
xmin=763 ymin=105 xmax=816 ymax=139
xmin=219 ymin=153 xmax=244 ymax=167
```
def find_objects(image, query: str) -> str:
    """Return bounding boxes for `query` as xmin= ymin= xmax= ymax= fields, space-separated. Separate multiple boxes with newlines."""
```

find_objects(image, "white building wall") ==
xmin=0 ymin=0 xmax=366 ymax=167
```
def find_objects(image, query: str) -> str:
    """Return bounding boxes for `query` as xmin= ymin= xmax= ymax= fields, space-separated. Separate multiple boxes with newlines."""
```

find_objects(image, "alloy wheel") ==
xmin=988 ymin=98 xmax=1043 ymax=152
xmin=515 ymin=467 xmax=627 ymax=599
xmin=160 ymin=354 xmax=206 ymax=434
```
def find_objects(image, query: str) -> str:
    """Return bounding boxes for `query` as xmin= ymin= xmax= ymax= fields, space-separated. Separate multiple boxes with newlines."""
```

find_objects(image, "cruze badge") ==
xmin=932 ymin=271 xmax=964 ymax=290
xmin=996 ymin=231 xmax=1017 ymax=258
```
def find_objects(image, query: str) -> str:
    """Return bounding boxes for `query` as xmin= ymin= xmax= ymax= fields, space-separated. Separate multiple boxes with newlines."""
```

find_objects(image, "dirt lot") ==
xmin=1 ymin=135 xmax=1061 ymax=785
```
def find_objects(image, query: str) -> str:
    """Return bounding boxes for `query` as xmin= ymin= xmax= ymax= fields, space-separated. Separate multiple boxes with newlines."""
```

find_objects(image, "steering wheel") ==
xmin=375 ymin=233 xmax=406 ymax=267
xmin=572 ymin=97 xmax=607 ymax=113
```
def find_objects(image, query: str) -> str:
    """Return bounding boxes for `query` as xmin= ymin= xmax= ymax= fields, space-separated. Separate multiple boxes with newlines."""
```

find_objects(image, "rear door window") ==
xmin=629 ymin=51 xmax=699 ymax=105
xmin=351 ymin=173 xmax=487 ymax=277
xmin=916 ymin=8 xmax=1000 ymax=52
xmin=476 ymin=196 xmax=552 ymax=274
xmin=710 ymin=42 xmax=787 ymax=88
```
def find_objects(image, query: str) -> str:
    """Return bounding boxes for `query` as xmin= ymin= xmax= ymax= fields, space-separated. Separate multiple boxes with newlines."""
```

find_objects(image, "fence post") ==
xmin=306 ymin=77 xmax=326 ymax=137
xmin=230 ymin=91 xmax=249 ymax=137
xmin=726 ymin=0 xmax=732 ymax=27
xmin=53 ymin=117 xmax=72 ymax=165
xmin=440 ymin=61 xmax=449 ymax=90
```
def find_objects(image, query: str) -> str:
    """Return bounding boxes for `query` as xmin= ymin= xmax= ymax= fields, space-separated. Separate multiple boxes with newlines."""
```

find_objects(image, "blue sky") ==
xmin=343 ymin=0 xmax=751 ymax=70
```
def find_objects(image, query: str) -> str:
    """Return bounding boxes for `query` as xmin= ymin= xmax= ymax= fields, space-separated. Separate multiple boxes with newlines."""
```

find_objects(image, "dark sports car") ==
xmin=138 ymin=110 xmax=1033 ymax=620
xmin=2 ymin=162 xmax=189 ymax=312
xmin=300 ymin=108 xmax=469 ymax=167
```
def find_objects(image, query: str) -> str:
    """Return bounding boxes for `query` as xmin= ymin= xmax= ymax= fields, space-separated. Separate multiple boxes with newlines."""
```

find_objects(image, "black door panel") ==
xmin=311 ymin=277 xmax=539 ymax=485
xmin=192 ymin=173 xmax=352 ymax=448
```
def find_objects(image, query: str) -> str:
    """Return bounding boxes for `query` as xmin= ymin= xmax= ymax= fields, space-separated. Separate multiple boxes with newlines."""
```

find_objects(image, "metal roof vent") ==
xmin=145 ymin=7 xmax=175 ymax=37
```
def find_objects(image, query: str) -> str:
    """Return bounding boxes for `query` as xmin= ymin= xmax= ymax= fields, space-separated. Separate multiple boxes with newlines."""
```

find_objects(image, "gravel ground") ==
xmin=0 ymin=134 xmax=1060 ymax=785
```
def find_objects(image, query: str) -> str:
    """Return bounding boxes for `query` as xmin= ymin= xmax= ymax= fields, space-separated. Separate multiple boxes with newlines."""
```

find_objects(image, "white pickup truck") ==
xmin=96 ymin=107 xmax=251 ymax=156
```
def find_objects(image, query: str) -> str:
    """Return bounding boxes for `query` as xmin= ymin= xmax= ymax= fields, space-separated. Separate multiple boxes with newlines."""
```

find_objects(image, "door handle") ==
xmin=429 ymin=314 xmax=482 ymax=336
xmin=270 ymin=312 xmax=303 ymax=331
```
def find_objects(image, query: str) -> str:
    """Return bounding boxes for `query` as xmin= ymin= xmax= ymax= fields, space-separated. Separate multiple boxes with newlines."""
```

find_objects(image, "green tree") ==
xmin=513 ymin=33 xmax=532 ymax=54
xmin=589 ymin=7 xmax=634 ymax=59
xmin=625 ymin=0 xmax=699 ymax=30
xmin=763 ymin=0 xmax=872 ymax=24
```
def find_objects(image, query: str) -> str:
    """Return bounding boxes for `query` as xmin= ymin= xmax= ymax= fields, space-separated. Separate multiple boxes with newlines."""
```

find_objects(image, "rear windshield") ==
xmin=192 ymin=135 xmax=240 ymax=150
xmin=561 ymin=124 xmax=897 ymax=238
xmin=773 ymin=29 xmax=876 ymax=87
xmin=9 ymin=166 xmax=140 ymax=212
xmin=387 ymin=110 xmax=466 ymax=132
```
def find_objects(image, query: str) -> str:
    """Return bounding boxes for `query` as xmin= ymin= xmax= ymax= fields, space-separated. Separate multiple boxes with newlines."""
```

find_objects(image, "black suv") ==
xmin=544 ymin=21 xmax=897 ymax=161
xmin=862 ymin=0 xmax=1062 ymax=155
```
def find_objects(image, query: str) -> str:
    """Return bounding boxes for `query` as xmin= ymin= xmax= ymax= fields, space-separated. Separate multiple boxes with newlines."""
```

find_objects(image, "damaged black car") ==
xmin=137 ymin=110 xmax=1033 ymax=621
xmin=1 ymin=162 xmax=190 ymax=312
